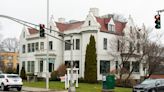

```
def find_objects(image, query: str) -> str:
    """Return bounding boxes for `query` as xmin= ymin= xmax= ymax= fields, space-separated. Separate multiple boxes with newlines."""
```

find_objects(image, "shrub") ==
xmin=116 ymin=79 xmax=138 ymax=88
xmin=57 ymin=64 xmax=67 ymax=76
xmin=50 ymin=71 xmax=60 ymax=81
xmin=20 ymin=67 xmax=27 ymax=80
xmin=79 ymin=77 xmax=85 ymax=83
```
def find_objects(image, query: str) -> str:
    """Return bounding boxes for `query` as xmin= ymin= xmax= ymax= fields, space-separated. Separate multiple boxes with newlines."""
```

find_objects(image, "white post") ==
xmin=46 ymin=0 xmax=49 ymax=90
xmin=68 ymin=34 xmax=76 ymax=92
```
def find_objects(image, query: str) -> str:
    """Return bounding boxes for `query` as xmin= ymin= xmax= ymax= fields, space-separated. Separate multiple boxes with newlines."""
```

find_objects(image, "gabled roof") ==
xmin=55 ymin=21 xmax=84 ymax=32
xmin=27 ymin=17 xmax=126 ymax=34
xmin=28 ymin=28 xmax=39 ymax=34
xmin=95 ymin=17 xmax=126 ymax=33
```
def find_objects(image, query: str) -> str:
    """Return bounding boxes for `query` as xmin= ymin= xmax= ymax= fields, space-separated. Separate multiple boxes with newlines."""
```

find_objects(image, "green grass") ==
xmin=23 ymin=81 xmax=132 ymax=92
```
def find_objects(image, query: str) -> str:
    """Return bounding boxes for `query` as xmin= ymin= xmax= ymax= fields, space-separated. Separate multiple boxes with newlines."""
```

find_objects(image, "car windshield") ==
xmin=141 ymin=79 xmax=156 ymax=84
xmin=7 ymin=75 xmax=19 ymax=78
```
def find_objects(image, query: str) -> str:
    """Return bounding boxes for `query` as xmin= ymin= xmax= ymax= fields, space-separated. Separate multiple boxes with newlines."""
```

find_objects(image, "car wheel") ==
xmin=151 ymin=89 xmax=156 ymax=92
xmin=1 ymin=83 xmax=4 ymax=91
xmin=1 ymin=83 xmax=8 ymax=91
xmin=17 ymin=87 xmax=22 ymax=91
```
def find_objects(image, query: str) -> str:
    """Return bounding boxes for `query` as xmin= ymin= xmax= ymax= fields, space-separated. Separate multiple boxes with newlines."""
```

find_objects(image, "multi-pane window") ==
xmin=76 ymin=39 xmax=80 ymax=50
xmin=40 ymin=61 xmax=43 ymax=72
xmin=49 ymin=41 xmax=53 ymax=50
xmin=65 ymin=40 xmax=71 ymax=50
xmin=40 ymin=42 xmax=44 ymax=50
xmin=137 ymin=43 xmax=140 ymax=53
xmin=22 ymin=45 xmax=26 ymax=53
xmin=123 ymin=62 xmax=130 ymax=72
xmin=27 ymin=61 xmax=30 ymax=72
xmin=31 ymin=61 xmax=35 ymax=73
xmin=27 ymin=61 xmax=35 ymax=73
xmin=108 ymin=24 xmax=115 ymax=31
xmin=117 ymin=40 xmax=120 ymax=51
xmin=132 ymin=62 xmax=139 ymax=73
xmin=103 ymin=38 xmax=107 ymax=50
xmin=115 ymin=61 xmax=118 ymax=73
xmin=137 ymin=32 xmax=140 ymax=39
xmin=32 ymin=43 xmax=35 ymax=52
xmin=49 ymin=62 xmax=54 ymax=72
xmin=129 ymin=42 xmax=133 ymax=52
xmin=73 ymin=39 xmax=74 ymax=50
xmin=28 ymin=43 xmax=31 ymax=52
xmin=35 ymin=42 xmax=39 ymax=51
xmin=100 ymin=60 xmax=110 ymax=74
xmin=22 ymin=61 xmax=25 ymax=68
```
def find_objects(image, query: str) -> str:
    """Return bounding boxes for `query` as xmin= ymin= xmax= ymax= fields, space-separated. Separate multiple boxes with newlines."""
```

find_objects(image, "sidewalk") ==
xmin=22 ymin=86 xmax=68 ymax=92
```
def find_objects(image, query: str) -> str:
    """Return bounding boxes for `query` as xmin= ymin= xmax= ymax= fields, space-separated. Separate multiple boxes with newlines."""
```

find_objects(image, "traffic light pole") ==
xmin=46 ymin=0 xmax=49 ymax=90
xmin=157 ymin=9 xmax=164 ymax=13
xmin=0 ymin=15 xmax=76 ymax=91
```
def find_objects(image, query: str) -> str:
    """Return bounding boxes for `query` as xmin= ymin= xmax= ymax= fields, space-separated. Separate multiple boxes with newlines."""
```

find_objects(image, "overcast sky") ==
xmin=0 ymin=0 xmax=164 ymax=40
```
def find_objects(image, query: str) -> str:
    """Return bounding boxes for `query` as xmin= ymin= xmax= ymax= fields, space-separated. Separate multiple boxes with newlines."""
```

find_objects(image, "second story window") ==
xmin=129 ymin=42 xmax=133 ymax=52
xmin=49 ymin=41 xmax=53 ymax=50
xmin=65 ymin=40 xmax=71 ymax=50
xmin=35 ymin=42 xmax=39 ymax=51
xmin=137 ymin=32 xmax=140 ymax=39
xmin=22 ymin=45 xmax=26 ymax=53
xmin=40 ymin=42 xmax=44 ymax=50
xmin=117 ymin=40 xmax=120 ymax=51
xmin=32 ymin=43 xmax=35 ymax=52
xmin=137 ymin=43 xmax=140 ymax=53
xmin=103 ymin=38 xmax=107 ymax=50
xmin=76 ymin=39 xmax=80 ymax=50
xmin=28 ymin=43 xmax=31 ymax=52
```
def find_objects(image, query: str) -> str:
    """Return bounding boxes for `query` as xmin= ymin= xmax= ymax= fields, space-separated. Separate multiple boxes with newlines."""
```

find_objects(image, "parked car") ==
xmin=133 ymin=79 xmax=164 ymax=92
xmin=0 ymin=74 xmax=23 ymax=91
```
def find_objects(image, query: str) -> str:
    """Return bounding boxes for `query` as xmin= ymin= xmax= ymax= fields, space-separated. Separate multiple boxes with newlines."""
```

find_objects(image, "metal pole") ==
xmin=69 ymin=34 xmax=76 ymax=92
xmin=46 ymin=0 xmax=49 ymax=90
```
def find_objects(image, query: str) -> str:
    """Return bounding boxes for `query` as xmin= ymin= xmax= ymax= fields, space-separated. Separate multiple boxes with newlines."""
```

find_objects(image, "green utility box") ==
xmin=102 ymin=75 xmax=115 ymax=92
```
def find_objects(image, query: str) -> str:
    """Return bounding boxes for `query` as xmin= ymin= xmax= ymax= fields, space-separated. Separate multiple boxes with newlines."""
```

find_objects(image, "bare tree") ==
xmin=144 ymin=43 xmax=164 ymax=78
xmin=1 ymin=37 xmax=19 ymax=52
xmin=109 ymin=26 xmax=164 ymax=81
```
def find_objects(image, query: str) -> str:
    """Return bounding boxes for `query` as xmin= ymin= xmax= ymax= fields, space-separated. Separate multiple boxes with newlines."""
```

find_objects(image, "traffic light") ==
xmin=39 ymin=24 xmax=45 ymax=37
xmin=155 ymin=14 xmax=161 ymax=29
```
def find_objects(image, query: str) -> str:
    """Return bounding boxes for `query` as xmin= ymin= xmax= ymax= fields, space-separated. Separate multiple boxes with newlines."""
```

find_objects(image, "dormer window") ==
xmin=108 ymin=24 xmax=115 ymax=31
xmin=108 ymin=18 xmax=115 ymax=31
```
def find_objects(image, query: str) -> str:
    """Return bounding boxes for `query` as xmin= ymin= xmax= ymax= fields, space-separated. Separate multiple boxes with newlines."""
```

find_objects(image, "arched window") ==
xmin=88 ymin=21 xmax=91 ymax=26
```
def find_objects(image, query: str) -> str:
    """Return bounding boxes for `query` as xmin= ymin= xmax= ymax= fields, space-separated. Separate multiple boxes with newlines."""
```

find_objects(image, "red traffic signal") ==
xmin=154 ymin=14 xmax=161 ymax=29
xmin=39 ymin=24 xmax=45 ymax=37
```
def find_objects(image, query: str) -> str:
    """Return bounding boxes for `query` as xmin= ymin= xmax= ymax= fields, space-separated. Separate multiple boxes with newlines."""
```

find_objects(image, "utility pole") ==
xmin=46 ymin=0 xmax=49 ymax=90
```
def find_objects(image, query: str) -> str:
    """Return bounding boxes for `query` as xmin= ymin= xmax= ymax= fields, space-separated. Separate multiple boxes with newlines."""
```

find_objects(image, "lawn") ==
xmin=23 ymin=81 xmax=132 ymax=92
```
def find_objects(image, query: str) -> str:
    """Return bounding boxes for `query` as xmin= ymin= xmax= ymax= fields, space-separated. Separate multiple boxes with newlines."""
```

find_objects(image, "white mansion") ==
xmin=19 ymin=8 xmax=146 ymax=80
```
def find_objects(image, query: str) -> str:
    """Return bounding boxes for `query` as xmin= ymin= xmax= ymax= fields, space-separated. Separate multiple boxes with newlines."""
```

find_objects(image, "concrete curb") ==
xmin=22 ymin=86 xmax=67 ymax=92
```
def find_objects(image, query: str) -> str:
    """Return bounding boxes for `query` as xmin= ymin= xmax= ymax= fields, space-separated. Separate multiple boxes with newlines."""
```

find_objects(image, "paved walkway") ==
xmin=22 ymin=86 xmax=68 ymax=92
